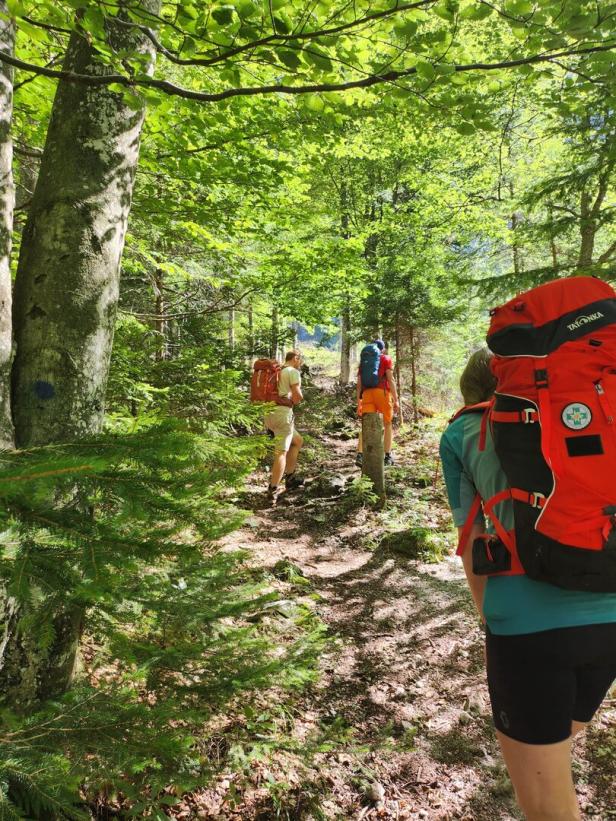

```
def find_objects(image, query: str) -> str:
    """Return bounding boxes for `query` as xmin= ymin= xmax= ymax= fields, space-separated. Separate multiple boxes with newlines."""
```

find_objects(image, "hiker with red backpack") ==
xmin=440 ymin=276 xmax=616 ymax=821
xmin=355 ymin=339 xmax=399 ymax=467
xmin=252 ymin=350 xmax=304 ymax=503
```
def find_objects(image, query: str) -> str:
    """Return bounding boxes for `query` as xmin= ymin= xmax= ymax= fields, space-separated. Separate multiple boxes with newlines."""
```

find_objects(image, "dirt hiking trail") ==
xmin=188 ymin=376 xmax=616 ymax=821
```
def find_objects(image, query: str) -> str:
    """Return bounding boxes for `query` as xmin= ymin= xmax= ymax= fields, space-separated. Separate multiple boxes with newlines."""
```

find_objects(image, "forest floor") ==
xmin=172 ymin=373 xmax=616 ymax=821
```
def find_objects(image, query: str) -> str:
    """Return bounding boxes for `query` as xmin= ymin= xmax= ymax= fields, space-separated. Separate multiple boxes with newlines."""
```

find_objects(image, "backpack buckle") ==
xmin=530 ymin=492 xmax=546 ymax=508
xmin=522 ymin=408 xmax=536 ymax=423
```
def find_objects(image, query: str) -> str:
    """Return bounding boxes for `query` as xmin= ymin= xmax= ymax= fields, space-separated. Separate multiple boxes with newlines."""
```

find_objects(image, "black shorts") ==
xmin=486 ymin=623 xmax=616 ymax=745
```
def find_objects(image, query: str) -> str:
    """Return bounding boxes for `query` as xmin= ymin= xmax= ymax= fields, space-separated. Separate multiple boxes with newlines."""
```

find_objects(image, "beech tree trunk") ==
xmin=12 ymin=2 xmax=160 ymax=447
xmin=4 ymin=2 xmax=160 ymax=706
xmin=0 ymin=3 xmax=14 ymax=449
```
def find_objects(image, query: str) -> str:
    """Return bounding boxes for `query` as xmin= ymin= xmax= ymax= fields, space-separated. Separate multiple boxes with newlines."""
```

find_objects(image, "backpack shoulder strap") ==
xmin=448 ymin=400 xmax=492 ymax=425
xmin=449 ymin=400 xmax=493 ymax=451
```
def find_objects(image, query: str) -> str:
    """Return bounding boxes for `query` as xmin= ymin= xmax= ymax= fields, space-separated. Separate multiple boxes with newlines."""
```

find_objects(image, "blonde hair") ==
xmin=459 ymin=348 xmax=497 ymax=405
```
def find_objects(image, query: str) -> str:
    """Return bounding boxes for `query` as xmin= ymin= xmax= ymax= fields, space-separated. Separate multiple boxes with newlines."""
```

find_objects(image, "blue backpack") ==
xmin=360 ymin=343 xmax=381 ymax=389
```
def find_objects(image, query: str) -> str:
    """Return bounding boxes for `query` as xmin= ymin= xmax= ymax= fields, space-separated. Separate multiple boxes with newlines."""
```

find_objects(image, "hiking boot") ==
xmin=284 ymin=473 xmax=305 ymax=491
xmin=384 ymin=453 xmax=395 ymax=467
xmin=267 ymin=484 xmax=283 ymax=504
xmin=355 ymin=453 xmax=363 ymax=468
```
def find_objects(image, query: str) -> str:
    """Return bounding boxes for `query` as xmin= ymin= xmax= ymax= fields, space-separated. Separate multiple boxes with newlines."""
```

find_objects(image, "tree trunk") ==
xmin=410 ymin=325 xmax=419 ymax=424
xmin=228 ymin=308 xmax=235 ymax=352
xmin=247 ymin=305 xmax=254 ymax=362
xmin=0 ymin=2 xmax=14 ymax=449
xmin=4 ymin=2 xmax=160 ymax=705
xmin=12 ymin=2 xmax=160 ymax=448
xmin=339 ymin=298 xmax=351 ymax=385
xmin=511 ymin=213 xmax=522 ymax=275
xmin=362 ymin=412 xmax=385 ymax=503
xmin=0 ymin=2 xmax=26 ymax=710
xmin=153 ymin=269 xmax=167 ymax=362
xmin=288 ymin=319 xmax=298 ymax=350
xmin=394 ymin=317 xmax=404 ymax=426
xmin=270 ymin=305 xmax=279 ymax=360
xmin=577 ymin=189 xmax=596 ymax=268
xmin=548 ymin=204 xmax=559 ymax=270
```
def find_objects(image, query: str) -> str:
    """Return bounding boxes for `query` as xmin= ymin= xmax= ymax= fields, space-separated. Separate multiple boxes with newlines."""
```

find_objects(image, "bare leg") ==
xmin=271 ymin=452 xmax=287 ymax=487
xmin=496 ymin=730 xmax=581 ymax=820
xmin=284 ymin=431 xmax=303 ymax=475
xmin=384 ymin=421 xmax=393 ymax=453
xmin=357 ymin=429 xmax=362 ymax=454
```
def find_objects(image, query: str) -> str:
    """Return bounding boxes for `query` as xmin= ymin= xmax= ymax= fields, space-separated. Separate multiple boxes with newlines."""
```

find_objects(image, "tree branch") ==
xmin=598 ymin=239 xmax=616 ymax=264
xmin=591 ymin=158 xmax=615 ymax=218
xmin=112 ymin=0 xmax=436 ymax=68
xmin=123 ymin=286 xmax=261 ymax=321
xmin=13 ymin=142 xmax=44 ymax=159
xmin=2 ymin=41 xmax=616 ymax=103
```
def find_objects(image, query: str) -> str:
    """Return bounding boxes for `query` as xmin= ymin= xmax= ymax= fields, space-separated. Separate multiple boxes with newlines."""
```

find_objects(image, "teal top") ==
xmin=439 ymin=412 xmax=616 ymax=635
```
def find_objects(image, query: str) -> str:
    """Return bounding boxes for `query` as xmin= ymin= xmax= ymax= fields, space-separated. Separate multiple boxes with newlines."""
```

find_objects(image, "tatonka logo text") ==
xmin=567 ymin=312 xmax=604 ymax=331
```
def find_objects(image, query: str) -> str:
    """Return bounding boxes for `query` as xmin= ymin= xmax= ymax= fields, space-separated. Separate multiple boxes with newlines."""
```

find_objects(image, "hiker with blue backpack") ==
xmin=440 ymin=276 xmax=616 ymax=821
xmin=355 ymin=339 xmax=399 ymax=468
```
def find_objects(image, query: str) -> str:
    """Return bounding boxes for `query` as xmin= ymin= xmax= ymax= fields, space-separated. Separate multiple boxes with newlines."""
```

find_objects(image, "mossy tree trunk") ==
xmin=3 ymin=2 xmax=160 ymax=707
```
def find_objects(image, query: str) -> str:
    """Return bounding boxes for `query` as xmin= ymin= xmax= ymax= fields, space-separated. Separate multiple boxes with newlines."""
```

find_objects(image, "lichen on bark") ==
xmin=12 ymin=0 xmax=160 ymax=448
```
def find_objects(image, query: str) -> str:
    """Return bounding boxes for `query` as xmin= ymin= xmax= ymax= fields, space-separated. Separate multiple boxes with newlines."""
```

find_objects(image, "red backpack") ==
xmin=250 ymin=359 xmax=282 ymax=403
xmin=250 ymin=359 xmax=294 ymax=406
xmin=461 ymin=276 xmax=616 ymax=592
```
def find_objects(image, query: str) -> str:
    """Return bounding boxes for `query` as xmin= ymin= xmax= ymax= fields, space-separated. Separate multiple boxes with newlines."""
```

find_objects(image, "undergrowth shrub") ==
xmin=0 ymin=421 xmax=326 ymax=818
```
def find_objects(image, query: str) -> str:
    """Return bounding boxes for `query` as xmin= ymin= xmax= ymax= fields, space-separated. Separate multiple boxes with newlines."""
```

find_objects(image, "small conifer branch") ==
xmin=0 ymin=465 xmax=93 ymax=482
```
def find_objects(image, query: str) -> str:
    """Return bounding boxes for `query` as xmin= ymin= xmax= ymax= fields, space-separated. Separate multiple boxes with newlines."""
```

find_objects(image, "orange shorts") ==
xmin=357 ymin=388 xmax=394 ymax=423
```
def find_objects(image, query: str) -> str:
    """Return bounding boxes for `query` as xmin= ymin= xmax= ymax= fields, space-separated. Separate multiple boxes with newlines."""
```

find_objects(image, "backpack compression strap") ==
xmin=490 ymin=371 xmax=563 ymax=478
xmin=455 ymin=487 xmax=544 ymax=558
xmin=456 ymin=493 xmax=483 ymax=556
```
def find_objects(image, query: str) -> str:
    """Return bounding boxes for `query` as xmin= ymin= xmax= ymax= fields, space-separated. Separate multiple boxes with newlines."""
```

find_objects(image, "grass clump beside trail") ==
xmin=380 ymin=525 xmax=448 ymax=562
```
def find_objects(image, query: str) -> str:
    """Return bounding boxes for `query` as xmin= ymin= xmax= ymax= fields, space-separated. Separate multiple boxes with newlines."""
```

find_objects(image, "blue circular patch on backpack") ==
xmin=561 ymin=402 xmax=592 ymax=430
